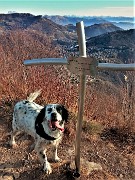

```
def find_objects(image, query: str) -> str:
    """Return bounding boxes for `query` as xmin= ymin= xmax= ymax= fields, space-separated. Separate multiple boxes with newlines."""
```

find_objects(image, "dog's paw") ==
xmin=43 ymin=163 xmax=52 ymax=174
xmin=54 ymin=156 xmax=61 ymax=162
xmin=9 ymin=141 xmax=17 ymax=148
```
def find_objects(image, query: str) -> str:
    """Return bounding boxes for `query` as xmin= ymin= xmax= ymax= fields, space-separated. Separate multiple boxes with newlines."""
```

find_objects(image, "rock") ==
xmin=1 ymin=175 xmax=14 ymax=180
xmin=70 ymin=158 xmax=102 ymax=176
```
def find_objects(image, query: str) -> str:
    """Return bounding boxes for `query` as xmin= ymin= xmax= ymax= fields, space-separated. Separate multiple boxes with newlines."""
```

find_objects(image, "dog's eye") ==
xmin=47 ymin=108 xmax=52 ymax=113
xmin=56 ymin=107 xmax=62 ymax=114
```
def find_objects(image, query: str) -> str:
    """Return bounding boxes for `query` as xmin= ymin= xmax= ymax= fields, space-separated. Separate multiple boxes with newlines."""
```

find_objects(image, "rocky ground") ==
xmin=0 ymin=103 xmax=135 ymax=180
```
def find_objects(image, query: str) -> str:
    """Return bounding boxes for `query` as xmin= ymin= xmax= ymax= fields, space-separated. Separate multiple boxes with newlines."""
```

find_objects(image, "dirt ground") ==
xmin=0 ymin=103 xmax=135 ymax=180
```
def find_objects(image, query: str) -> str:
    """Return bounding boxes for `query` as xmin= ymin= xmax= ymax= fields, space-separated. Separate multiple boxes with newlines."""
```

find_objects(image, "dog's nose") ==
xmin=51 ymin=113 xmax=57 ymax=121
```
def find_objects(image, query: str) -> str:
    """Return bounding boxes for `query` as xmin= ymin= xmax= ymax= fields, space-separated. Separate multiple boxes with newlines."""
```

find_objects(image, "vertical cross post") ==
xmin=74 ymin=21 xmax=87 ymax=177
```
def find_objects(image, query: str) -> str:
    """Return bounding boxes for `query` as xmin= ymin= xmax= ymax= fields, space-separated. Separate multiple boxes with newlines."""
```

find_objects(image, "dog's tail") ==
xmin=27 ymin=89 xmax=42 ymax=102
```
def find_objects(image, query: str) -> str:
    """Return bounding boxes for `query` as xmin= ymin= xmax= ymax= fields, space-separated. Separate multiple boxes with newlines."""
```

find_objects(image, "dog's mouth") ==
xmin=49 ymin=120 xmax=64 ymax=132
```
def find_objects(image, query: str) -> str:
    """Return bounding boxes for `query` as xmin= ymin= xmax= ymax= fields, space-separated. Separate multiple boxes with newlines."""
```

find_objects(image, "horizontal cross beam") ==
xmin=24 ymin=58 xmax=135 ymax=72
xmin=98 ymin=63 xmax=135 ymax=71
xmin=24 ymin=58 xmax=68 ymax=66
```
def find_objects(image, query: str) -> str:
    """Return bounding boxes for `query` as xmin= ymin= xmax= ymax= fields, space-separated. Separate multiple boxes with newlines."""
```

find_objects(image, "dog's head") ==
xmin=45 ymin=104 xmax=69 ymax=132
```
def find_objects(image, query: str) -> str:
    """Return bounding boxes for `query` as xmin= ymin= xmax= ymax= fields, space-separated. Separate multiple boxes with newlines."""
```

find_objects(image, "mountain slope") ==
xmin=85 ymin=29 xmax=135 ymax=64
xmin=85 ymin=23 xmax=122 ymax=38
xmin=0 ymin=29 xmax=59 ymax=62
xmin=87 ymin=29 xmax=135 ymax=48
xmin=0 ymin=13 xmax=76 ymax=43
xmin=0 ymin=13 xmax=41 ymax=30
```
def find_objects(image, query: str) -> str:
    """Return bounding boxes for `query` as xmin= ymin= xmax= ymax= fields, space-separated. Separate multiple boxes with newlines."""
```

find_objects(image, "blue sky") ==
xmin=0 ymin=0 xmax=134 ymax=17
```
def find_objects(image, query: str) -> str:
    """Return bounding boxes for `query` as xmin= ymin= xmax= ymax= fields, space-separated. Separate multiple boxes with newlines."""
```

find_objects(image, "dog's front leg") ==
xmin=53 ymin=145 xmax=61 ymax=162
xmin=35 ymin=144 xmax=52 ymax=174
xmin=10 ymin=130 xmax=19 ymax=147
xmin=41 ymin=149 xmax=52 ymax=174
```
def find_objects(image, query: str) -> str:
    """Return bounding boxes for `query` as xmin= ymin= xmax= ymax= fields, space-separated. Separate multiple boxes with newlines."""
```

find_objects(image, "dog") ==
xmin=10 ymin=90 xmax=69 ymax=174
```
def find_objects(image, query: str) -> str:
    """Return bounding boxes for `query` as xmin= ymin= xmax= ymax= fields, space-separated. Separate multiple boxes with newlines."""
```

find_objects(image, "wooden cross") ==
xmin=24 ymin=21 xmax=135 ymax=177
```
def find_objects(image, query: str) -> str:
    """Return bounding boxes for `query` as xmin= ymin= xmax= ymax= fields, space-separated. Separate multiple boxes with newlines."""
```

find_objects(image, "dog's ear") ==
xmin=35 ymin=105 xmax=46 ymax=124
xmin=62 ymin=106 xmax=69 ymax=122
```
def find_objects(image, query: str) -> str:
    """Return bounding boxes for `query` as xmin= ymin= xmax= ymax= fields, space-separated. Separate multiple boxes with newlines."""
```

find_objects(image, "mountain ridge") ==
xmin=85 ymin=23 xmax=122 ymax=38
xmin=0 ymin=13 xmax=76 ymax=43
xmin=44 ymin=15 xmax=135 ymax=30
xmin=87 ymin=29 xmax=135 ymax=48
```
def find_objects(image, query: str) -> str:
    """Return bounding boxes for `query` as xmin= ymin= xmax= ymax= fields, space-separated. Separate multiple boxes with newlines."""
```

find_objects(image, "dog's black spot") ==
xmin=19 ymin=107 xmax=22 ymax=109
xmin=28 ymin=107 xmax=35 ymax=111
xmin=54 ymin=105 xmax=69 ymax=122
xmin=23 ymin=100 xmax=29 ymax=104
xmin=39 ymin=152 xmax=45 ymax=159
xmin=29 ymin=110 xmax=33 ymax=113
xmin=31 ymin=110 xmax=37 ymax=114
xmin=24 ymin=111 xmax=27 ymax=114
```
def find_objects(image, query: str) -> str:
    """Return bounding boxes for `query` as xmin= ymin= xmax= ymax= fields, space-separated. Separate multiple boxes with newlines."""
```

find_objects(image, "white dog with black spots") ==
xmin=10 ymin=90 xmax=69 ymax=174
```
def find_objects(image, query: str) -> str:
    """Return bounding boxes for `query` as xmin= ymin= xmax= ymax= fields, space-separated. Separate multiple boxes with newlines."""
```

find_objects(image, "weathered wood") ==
xmin=67 ymin=56 xmax=98 ymax=76
xmin=75 ymin=21 xmax=87 ymax=177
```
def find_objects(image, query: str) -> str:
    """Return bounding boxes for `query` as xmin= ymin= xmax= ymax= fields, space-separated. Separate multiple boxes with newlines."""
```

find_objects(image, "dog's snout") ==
xmin=51 ymin=113 xmax=57 ymax=121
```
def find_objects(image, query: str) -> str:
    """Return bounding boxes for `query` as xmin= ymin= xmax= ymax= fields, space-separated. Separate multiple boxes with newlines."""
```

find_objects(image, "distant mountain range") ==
xmin=44 ymin=15 xmax=107 ymax=26
xmin=44 ymin=15 xmax=135 ymax=30
xmin=0 ymin=13 xmax=128 ymax=44
xmin=0 ymin=13 xmax=134 ymax=44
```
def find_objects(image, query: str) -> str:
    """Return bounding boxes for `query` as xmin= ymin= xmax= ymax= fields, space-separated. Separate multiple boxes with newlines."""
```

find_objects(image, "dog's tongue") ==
xmin=54 ymin=121 xmax=64 ymax=131
xmin=52 ymin=121 xmax=64 ymax=132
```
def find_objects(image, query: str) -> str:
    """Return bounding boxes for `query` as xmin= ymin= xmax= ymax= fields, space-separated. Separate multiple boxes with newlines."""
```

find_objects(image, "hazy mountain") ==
xmin=100 ymin=16 xmax=134 ymax=22
xmin=85 ymin=23 xmax=122 ymax=38
xmin=113 ymin=22 xmax=135 ymax=30
xmin=44 ymin=15 xmax=135 ymax=30
xmin=44 ymin=15 xmax=108 ymax=26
